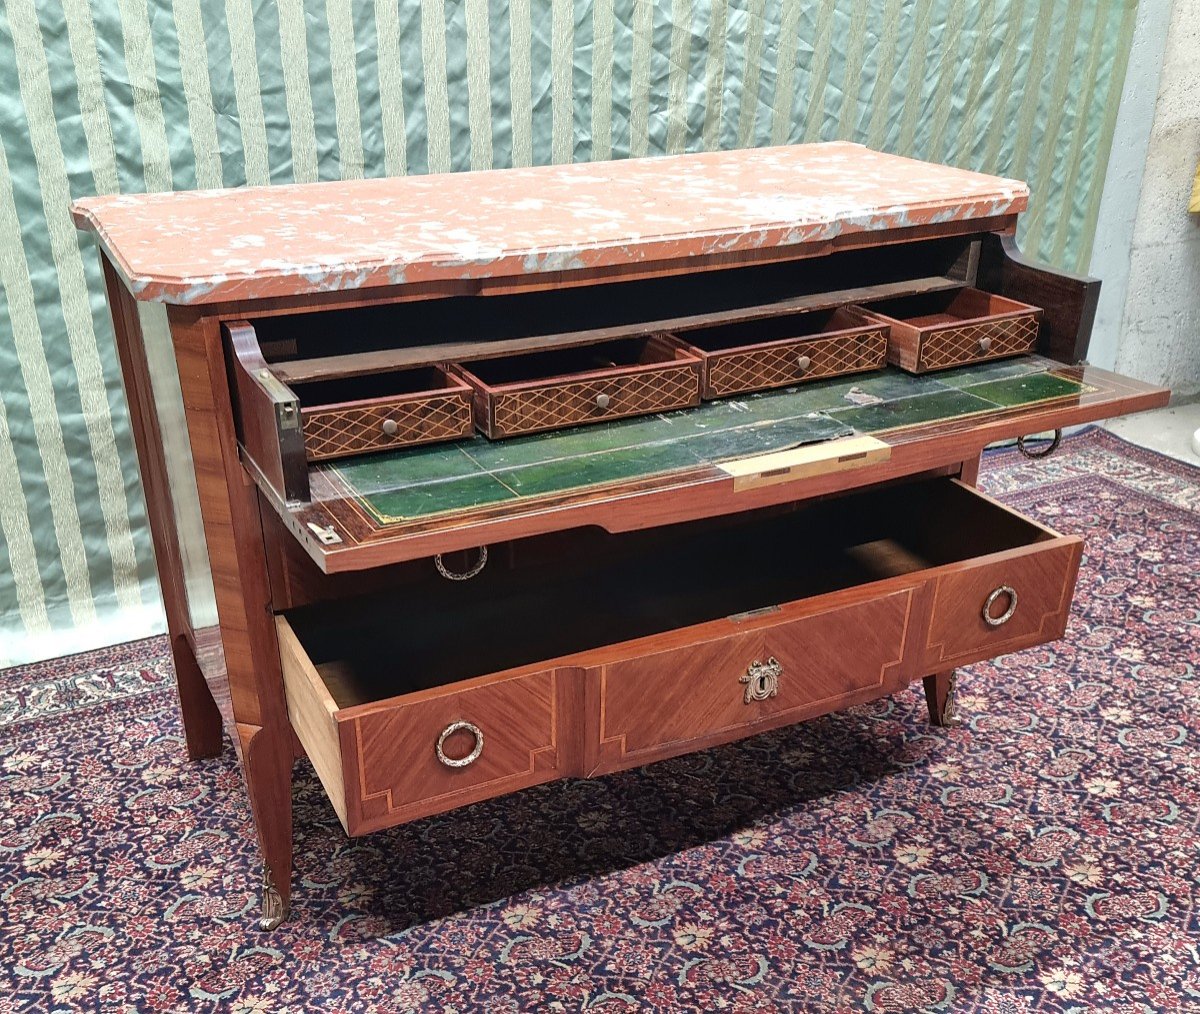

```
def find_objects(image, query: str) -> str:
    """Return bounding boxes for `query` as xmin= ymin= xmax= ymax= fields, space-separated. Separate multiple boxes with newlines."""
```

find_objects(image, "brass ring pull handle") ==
xmin=740 ymin=657 xmax=782 ymax=704
xmin=983 ymin=585 xmax=1018 ymax=627
xmin=434 ymin=546 xmax=488 ymax=581
xmin=1017 ymin=429 xmax=1062 ymax=459
xmin=436 ymin=720 xmax=484 ymax=768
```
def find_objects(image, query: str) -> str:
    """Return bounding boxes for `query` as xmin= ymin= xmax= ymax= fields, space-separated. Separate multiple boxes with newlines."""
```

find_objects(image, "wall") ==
xmin=0 ymin=1 xmax=1142 ymax=665
xmin=1113 ymin=0 xmax=1200 ymax=394
xmin=1087 ymin=0 xmax=1173 ymax=371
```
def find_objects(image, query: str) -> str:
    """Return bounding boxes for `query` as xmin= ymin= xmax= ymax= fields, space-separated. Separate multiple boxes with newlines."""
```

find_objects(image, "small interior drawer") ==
xmin=851 ymin=287 xmax=1042 ymax=374
xmin=292 ymin=366 xmax=473 ymax=461
xmin=278 ymin=477 xmax=1081 ymax=835
xmin=447 ymin=335 xmax=702 ymax=439
xmin=664 ymin=307 xmax=888 ymax=399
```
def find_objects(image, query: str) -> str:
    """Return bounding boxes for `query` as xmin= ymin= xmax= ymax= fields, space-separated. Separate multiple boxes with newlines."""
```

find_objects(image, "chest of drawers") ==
xmin=74 ymin=142 xmax=1168 ymax=927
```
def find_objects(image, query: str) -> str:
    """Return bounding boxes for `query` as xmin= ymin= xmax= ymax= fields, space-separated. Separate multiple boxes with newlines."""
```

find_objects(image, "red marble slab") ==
xmin=71 ymin=142 xmax=1028 ymax=306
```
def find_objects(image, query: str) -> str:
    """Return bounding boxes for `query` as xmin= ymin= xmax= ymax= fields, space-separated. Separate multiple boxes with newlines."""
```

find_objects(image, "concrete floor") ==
xmin=1103 ymin=395 xmax=1200 ymax=464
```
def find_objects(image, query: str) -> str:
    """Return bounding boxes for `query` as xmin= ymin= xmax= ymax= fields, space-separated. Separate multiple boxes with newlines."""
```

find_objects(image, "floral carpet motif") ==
xmin=2 ymin=429 xmax=1199 ymax=1013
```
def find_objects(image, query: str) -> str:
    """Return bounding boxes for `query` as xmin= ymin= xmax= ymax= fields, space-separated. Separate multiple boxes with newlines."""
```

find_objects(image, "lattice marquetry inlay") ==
xmin=705 ymin=328 xmax=888 ymax=397
xmin=918 ymin=313 xmax=1039 ymax=372
xmin=491 ymin=365 xmax=700 ymax=437
xmin=302 ymin=394 xmax=473 ymax=461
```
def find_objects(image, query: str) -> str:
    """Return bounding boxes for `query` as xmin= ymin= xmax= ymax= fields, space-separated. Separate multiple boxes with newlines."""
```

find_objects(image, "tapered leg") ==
xmin=923 ymin=671 xmax=961 ymax=727
xmin=171 ymin=634 xmax=224 ymax=760
xmin=240 ymin=724 xmax=293 ymax=929
xmin=100 ymin=260 xmax=229 ymax=762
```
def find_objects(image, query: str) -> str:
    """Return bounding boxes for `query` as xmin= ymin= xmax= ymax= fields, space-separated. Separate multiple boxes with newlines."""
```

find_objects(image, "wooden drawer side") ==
xmin=276 ymin=616 xmax=349 ymax=831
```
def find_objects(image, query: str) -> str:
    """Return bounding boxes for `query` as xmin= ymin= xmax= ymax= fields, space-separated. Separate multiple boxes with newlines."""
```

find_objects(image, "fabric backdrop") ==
xmin=0 ymin=0 xmax=1138 ymax=665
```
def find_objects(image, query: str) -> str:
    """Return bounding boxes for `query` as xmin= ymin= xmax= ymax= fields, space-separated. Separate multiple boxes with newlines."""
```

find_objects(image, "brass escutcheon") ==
xmin=740 ymin=657 xmax=782 ymax=704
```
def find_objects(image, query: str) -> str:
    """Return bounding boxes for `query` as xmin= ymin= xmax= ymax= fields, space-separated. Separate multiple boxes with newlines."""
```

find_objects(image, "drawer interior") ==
xmin=291 ymin=365 xmax=463 ymax=408
xmin=455 ymin=336 xmax=681 ymax=387
xmin=250 ymin=236 xmax=976 ymax=369
xmin=284 ymin=478 xmax=1054 ymax=709
xmin=859 ymin=287 xmax=1032 ymax=328
xmin=675 ymin=307 xmax=874 ymax=351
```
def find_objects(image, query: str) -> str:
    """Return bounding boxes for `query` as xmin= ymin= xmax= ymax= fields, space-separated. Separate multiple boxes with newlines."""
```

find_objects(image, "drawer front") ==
xmin=595 ymin=587 xmax=916 ymax=772
xmin=922 ymin=537 xmax=1082 ymax=670
xmin=340 ymin=669 xmax=561 ymax=834
xmin=302 ymin=389 xmax=473 ymax=461
xmin=490 ymin=363 xmax=701 ymax=438
xmin=916 ymin=312 xmax=1039 ymax=372
xmin=704 ymin=327 xmax=888 ymax=398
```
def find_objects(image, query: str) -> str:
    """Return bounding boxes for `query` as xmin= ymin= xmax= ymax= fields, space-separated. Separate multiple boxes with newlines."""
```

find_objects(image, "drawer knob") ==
xmin=796 ymin=354 xmax=812 ymax=372
xmin=595 ymin=392 xmax=612 ymax=410
xmin=436 ymin=720 xmax=484 ymax=768
xmin=977 ymin=336 xmax=992 ymax=354
xmin=381 ymin=418 xmax=399 ymax=437
xmin=740 ymin=656 xmax=782 ymax=704
xmin=983 ymin=585 xmax=1018 ymax=627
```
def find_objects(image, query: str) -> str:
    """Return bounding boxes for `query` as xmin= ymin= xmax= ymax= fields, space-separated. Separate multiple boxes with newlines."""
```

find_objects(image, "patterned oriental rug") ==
xmin=3 ymin=429 xmax=1200 ymax=1013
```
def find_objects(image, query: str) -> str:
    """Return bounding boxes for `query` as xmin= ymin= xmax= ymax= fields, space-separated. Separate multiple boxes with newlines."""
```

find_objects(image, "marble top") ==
xmin=71 ymin=143 xmax=1028 ymax=306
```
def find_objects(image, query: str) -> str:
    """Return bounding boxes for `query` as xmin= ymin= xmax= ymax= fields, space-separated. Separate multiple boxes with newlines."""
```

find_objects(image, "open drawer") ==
xmin=851 ymin=287 xmax=1042 ymax=373
xmin=665 ymin=307 xmax=889 ymax=398
xmin=447 ymin=335 xmax=702 ymax=438
xmin=278 ymin=477 xmax=1082 ymax=836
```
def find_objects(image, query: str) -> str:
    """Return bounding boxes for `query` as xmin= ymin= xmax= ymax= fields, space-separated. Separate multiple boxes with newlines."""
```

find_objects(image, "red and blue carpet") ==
xmin=2 ymin=429 xmax=1199 ymax=1012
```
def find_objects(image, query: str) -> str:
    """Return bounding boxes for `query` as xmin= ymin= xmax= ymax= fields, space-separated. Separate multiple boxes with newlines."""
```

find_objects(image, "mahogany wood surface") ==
xmin=665 ymin=309 xmax=889 ymax=399
xmin=339 ymin=668 xmax=562 ymax=836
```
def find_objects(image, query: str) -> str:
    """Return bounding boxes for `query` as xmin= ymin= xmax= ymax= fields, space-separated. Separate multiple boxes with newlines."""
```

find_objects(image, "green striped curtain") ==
xmin=0 ymin=0 xmax=1138 ymax=665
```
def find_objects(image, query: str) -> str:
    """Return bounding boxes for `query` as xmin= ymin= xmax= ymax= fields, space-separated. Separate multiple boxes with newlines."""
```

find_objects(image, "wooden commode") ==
xmin=74 ymin=142 xmax=1169 ymax=928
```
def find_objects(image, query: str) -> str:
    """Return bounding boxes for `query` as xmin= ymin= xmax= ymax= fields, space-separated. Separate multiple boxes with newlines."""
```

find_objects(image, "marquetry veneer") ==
xmin=74 ymin=143 xmax=1168 ymax=927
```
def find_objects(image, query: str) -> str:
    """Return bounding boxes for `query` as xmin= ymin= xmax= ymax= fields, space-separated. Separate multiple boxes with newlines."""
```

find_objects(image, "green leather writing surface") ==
xmin=329 ymin=363 xmax=1086 ymax=524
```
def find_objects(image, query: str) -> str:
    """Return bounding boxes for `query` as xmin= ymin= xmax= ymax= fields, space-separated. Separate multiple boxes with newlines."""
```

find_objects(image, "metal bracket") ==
xmin=259 ymin=864 xmax=289 ymax=931
xmin=306 ymin=522 xmax=342 ymax=545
